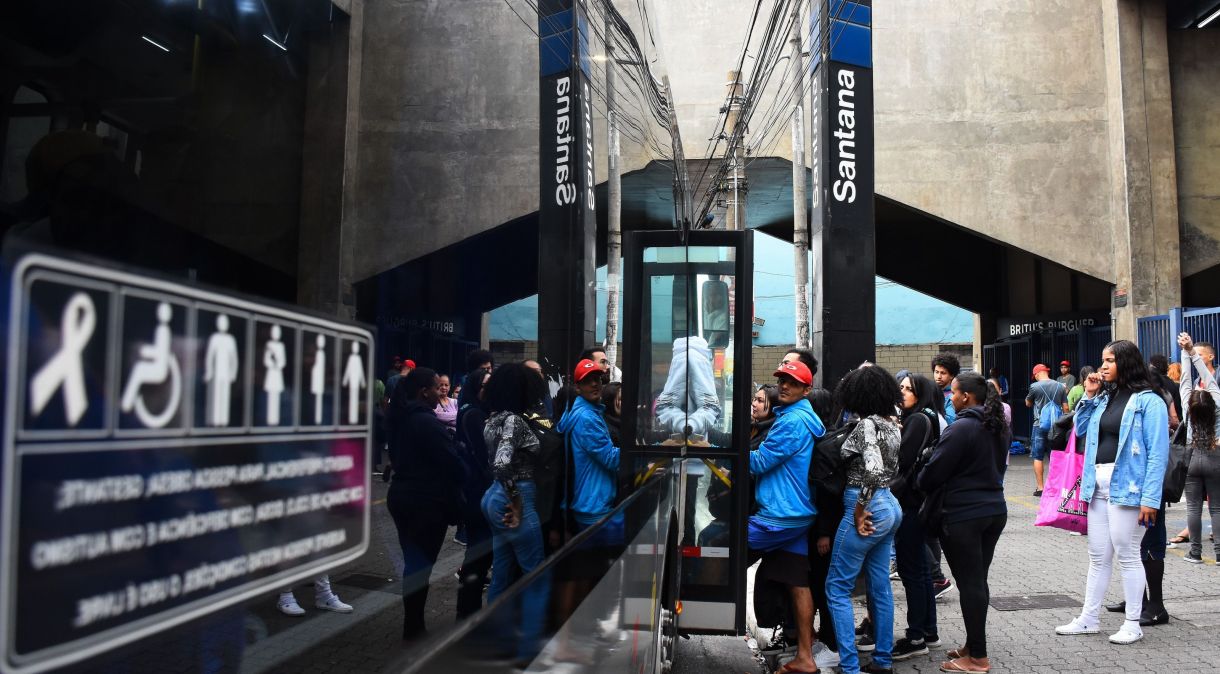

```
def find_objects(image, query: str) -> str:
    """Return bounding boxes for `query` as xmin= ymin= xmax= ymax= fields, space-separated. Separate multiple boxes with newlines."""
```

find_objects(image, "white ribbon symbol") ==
xmin=29 ymin=292 xmax=96 ymax=426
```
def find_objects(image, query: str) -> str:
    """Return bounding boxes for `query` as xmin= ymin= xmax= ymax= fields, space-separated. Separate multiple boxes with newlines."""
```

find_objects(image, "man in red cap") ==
xmin=556 ymin=359 xmax=620 ymax=532
xmin=1057 ymin=360 xmax=1077 ymax=391
xmin=748 ymin=359 xmax=826 ymax=674
xmin=1026 ymin=363 xmax=1066 ymax=496
xmin=385 ymin=358 xmax=416 ymax=406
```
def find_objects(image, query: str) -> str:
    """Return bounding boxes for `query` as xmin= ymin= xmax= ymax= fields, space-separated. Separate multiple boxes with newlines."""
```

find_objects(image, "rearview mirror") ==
xmin=702 ymin=280 xmax=729 ymax=348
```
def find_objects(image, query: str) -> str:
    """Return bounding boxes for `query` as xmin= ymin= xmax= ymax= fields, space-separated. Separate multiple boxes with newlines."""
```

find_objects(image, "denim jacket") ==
xmin=1074 ymin=388 xmax=1169 ymax=508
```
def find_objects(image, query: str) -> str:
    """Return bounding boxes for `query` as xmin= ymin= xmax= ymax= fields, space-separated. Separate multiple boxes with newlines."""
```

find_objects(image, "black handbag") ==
xmin=1048 ymin=411 xmax=1076 ymax=452
xmin=1163 ymin=423 xmax=1193 ymax=503
xmin=808 ymin=420 xmax=859 ymax=498
xmin=918 ymin=483 xmax=946 ymax=534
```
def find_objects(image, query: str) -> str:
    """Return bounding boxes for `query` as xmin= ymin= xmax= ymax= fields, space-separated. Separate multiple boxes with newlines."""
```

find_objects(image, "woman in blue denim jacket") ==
xmin=1056 ymin=341 xmax=1169 ymax=646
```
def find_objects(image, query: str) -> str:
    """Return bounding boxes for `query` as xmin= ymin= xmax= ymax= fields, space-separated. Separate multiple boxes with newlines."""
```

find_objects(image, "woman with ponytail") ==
xmin=916 ymin=371 xmax=1010 ymax=674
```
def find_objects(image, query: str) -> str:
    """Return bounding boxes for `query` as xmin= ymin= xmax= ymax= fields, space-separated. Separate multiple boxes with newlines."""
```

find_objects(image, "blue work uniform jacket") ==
xmin=1074 ymin=388 xmax=1169 ymax=509
xmin=557 ymin=395 xmax=621 ymax=525
xmin=749 ymin=398 xmax=825 ymax=529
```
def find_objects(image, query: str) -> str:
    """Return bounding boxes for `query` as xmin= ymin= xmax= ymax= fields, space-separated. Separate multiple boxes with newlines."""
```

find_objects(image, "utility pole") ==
xmin=604 ymin=10 xmax=622 ymax=381
xmin=723 ymin=70 xmax=748 ymax=231
xmin=791 ymin=2 xmax=810 ymax=347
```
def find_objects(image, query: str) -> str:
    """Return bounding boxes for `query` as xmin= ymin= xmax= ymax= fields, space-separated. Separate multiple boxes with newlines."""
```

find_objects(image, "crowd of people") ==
xmin=372 ymin=347 xmax=622 ymax=666
xmin=746 ymin=351 xmax=1010 ymax=674
xmin=344 ymin=330 xmax=1216 ymax=673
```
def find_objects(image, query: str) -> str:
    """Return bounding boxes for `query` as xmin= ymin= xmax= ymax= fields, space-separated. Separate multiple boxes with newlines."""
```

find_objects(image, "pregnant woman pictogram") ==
xmin=263 ymin=325 xmax=287 ymax=425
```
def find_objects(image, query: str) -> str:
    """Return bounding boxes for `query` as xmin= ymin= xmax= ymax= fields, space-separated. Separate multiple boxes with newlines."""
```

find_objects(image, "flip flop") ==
xmin=778 ymin=662 xmax=818 ymax=674
xmin=940 ymin=658 xmax=988 ymax=674
xmin=946 ymin=647 xmax=968 ymax=659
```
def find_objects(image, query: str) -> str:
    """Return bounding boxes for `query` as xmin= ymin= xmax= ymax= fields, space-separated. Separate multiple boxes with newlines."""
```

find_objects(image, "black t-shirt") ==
xmin=1096 ymin=389 xmax=1133 ymax=464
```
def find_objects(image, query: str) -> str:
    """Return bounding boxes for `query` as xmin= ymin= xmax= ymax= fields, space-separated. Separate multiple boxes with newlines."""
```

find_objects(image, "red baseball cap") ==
xmin=573 ymin=359 xmax=602 ymax=383
xmin=1059 ymin=360 xmax=1071 ymax=367
xmin=774 ymin=361 xmax=813 ymax=386
xmin=1032 ymin=364 xmax=1050 ymax=378
xmin=404 ymin=359 xmax=416 ymax=369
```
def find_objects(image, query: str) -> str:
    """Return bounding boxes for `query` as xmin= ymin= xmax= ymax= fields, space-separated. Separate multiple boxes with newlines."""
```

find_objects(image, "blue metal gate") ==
xmin=1137 ymin=307 xmax=1220 ymax=358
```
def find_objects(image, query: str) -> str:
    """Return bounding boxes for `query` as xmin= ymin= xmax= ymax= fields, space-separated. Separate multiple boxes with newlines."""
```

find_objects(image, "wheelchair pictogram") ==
xmin=119 ymin=301 xmax=182 ymax=428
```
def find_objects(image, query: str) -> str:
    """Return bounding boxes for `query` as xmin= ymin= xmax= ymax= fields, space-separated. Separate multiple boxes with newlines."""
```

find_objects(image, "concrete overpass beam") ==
xmin=1101 ymin=0 xmax=1182 ymax=340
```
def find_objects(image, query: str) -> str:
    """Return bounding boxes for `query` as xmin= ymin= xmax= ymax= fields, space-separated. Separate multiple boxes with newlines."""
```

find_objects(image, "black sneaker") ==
xmin=855 ymin=616 xmax=872 ymax=636
xmin=861 ymin=664 xmax=892 ymax=674
xmin=1033 ymin=489 xmax=1044 ymax=497
xmin=856 ymin=633 xmax=875 ymax=652
xmin=761 ymin=628 xmax=797 ymax=656
xmin=924 ymin=633 xmax=942 ymax=648
xmin=891 ymin=637 xmax=929 ymax=661
xmin=933 ymin=579 xmax=954 ymax=600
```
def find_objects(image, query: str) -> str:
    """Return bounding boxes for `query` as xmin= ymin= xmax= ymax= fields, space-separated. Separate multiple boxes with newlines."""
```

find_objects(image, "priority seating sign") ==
xmin=1 ymin=252 xmax=373 ymax=673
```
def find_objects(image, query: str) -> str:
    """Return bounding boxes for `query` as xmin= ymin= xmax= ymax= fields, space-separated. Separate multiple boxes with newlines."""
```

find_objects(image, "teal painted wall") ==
xmin=489 ymin=232 xmax=972 ymax=345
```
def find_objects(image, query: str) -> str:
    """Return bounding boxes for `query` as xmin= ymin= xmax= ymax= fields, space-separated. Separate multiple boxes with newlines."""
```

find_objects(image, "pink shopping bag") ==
xmin=1035 ymin=428 xmax=1088 ymax=533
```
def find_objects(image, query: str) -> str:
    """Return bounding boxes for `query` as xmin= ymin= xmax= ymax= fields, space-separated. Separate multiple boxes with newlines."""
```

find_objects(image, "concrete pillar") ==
xmin=1101 ymin=0 xmax=1181 ymax=340
xmin=296 ymin=0 xmax=363 ymax=319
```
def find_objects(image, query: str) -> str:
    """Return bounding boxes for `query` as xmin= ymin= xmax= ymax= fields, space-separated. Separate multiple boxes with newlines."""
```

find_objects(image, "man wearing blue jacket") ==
xmin=750 ymin=360 xmax=825 ymax=674
xmin=556 ymin=358 xmax=621 ymax=536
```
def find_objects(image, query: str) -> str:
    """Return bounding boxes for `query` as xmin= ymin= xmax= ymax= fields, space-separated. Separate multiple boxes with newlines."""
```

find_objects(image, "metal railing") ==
xmin=1137 ymin=307 xmax=1220 ymax=358
xmin=397 ymin=468 xmax=674 ymax=673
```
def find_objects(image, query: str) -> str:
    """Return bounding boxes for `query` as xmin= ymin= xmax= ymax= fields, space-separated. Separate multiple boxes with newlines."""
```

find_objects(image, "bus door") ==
xmin=621 ymin=229 xmax=754 ymax=635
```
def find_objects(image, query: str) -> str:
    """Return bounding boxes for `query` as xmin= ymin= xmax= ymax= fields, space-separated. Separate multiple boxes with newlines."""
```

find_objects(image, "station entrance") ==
xmin=982 ymin=321 xmax=1112 ymax=441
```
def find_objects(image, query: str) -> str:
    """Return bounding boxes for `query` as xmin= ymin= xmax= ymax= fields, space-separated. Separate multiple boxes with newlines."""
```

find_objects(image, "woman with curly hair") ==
xmin=917 ymin=371 xmax=1010 ymax=673
xmin=479 ymin=362 xmax=551 ymax=664
xmin=824 ymin=365 xmax=903 ymax=674
xmin=1056 ymin=340 xmax=1169 ymax=647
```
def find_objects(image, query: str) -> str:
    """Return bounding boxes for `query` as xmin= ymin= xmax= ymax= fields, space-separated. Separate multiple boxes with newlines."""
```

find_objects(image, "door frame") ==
xmin=620 ymin=229 xmax=753 ymax=633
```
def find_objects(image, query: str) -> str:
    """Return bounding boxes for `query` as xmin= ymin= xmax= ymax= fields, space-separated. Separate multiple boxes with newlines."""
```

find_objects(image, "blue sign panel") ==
xmin=1 ymin=251 xmax=373 ymax=674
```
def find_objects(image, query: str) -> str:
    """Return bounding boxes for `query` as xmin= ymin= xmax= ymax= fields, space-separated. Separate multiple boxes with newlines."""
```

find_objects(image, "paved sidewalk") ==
xmin=267 ymin=457 xmax=1219 ymax=673
xmin=862 ymin=454 xmax=1220 ymax=674
xmin=71 ymin=456 xmax=1218 ymax=673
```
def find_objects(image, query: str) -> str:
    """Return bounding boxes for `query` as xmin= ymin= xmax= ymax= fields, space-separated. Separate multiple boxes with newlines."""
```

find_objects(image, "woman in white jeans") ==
xmin=1056 ymin=340 xmax=1169 ymax=646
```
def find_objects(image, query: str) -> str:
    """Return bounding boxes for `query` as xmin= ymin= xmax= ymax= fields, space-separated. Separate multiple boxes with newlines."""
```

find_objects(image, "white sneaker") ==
xmin=1109 ymin=622 xmax=1143 ymax=645
xmin=813 ymin=644 xmax=840 ymax=669
xmin=1055 ymin=617 xmax=1099 ymax=635
xmin=277 ymin=595 xmax=305 ymax=616
xmin=315 ymin=593 xmax=353 ymax=613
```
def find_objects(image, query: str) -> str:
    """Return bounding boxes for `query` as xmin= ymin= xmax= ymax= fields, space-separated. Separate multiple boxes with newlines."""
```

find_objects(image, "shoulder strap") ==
xmin=918 ymin=412 xmax=934 ymax=450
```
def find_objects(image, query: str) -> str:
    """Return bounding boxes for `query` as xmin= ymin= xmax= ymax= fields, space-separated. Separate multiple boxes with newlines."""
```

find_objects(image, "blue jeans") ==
xmin=1030 ymin=427 xmax=1050 ymax=461
xmin=481 ymin=481 xmax=550 ymax=660
xmin=826 ymin=487 xmax=901 ymax=673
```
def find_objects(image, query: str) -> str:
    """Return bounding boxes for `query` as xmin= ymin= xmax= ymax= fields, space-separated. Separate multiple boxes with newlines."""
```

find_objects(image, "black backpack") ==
xmin=525 ymin=414 xmax=565 ymax=529
xmin=891 ymin=410 xmax=938 ymax=509
xmin=454 ymin=406 xmax=492 ymax=500
xmin=808 ymin=420 xmax=859 ymax=498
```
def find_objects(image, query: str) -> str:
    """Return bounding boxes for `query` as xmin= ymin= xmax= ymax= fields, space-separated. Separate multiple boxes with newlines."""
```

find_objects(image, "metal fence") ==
xmin=983 ymin=324 xmax=1110 ymax=442
xmin=1137 ymin=315 xmax=1173 ymax=359
xmin=1137 ymin=307 xmax=1220 ymax=358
